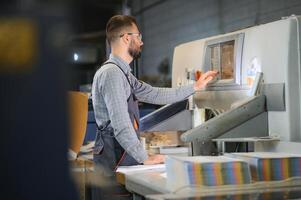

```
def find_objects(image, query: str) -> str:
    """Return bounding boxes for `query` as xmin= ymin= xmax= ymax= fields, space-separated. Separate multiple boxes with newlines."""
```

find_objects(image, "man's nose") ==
xmin=140 ymin=40 xmax=144 ymax=46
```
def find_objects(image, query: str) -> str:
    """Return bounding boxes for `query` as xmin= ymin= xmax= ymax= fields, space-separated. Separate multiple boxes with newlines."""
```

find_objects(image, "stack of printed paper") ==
xmin=226 ymin=152 xmax=301 ymax=181
xmin=166 ymin=155 xmax=251 ymax=190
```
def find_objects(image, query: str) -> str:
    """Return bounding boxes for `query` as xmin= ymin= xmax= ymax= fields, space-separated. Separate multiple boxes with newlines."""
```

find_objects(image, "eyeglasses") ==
xmin=119 ymin=32 xmax=142 ymax=40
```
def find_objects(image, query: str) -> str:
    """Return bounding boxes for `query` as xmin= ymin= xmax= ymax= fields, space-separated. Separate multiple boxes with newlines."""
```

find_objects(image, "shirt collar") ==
xmin=109 ymin=54 xmax=132 ymax=74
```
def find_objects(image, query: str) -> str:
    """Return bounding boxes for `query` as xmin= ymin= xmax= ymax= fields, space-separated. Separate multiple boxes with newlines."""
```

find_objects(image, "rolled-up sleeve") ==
xmin=131 ymin=75 xmax=195 ymax=105
xmin=100 ymin=67 xmax=148 ymax=163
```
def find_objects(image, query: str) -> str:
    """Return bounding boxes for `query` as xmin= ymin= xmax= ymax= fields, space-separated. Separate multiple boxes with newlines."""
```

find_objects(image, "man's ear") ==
xmin=121 ymin=34 xmax=130 ymax=45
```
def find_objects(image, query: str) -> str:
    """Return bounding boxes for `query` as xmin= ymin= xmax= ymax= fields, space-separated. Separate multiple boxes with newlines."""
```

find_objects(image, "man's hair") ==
xmin=106 ymin=15 xmax=138 ymax=45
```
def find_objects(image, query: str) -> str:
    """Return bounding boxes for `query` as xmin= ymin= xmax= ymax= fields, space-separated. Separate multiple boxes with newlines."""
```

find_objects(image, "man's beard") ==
xmin=128 ymin=41 xmax=142 ymax=59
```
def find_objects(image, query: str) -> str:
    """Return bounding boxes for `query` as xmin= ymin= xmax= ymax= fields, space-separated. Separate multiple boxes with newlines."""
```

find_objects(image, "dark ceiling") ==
xmin=74 ymin=0 xmax=124 ymax=34
xmin=70 ymin=0 xmax=124 ymax=44
xmin=1 ymin=0 xmax=125 ymax=43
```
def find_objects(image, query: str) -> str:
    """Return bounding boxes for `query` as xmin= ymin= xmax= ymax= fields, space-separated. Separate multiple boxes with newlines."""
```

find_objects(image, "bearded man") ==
xmin=91 ymin=15 xmax=217 ymax=199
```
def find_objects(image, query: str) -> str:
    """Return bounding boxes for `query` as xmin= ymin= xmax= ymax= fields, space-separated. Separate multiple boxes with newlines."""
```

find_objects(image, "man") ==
xmin=91 ymin=15 xmax=217 ymax=199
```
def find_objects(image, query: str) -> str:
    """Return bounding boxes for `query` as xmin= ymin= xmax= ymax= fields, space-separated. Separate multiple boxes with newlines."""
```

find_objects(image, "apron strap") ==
xmin=102 ymin=61 xmax=134 ymax=102
xmin=103 ymin=62 xmax=134 ymax=90
xmin=96 ymin=120 xmax=111 ymax=131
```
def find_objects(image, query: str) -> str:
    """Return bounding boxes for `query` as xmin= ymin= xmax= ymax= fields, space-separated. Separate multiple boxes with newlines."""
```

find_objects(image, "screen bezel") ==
xmin=202 ymin=33 xmax=244 ymax=90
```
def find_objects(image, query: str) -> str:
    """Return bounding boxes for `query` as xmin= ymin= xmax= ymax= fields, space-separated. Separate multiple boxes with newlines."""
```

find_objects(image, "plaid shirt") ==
xmin=92 ymin=54 xmax=195 ymax=163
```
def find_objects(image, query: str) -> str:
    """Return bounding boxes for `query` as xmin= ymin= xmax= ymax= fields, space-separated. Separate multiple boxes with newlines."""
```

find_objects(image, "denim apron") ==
xmin=92 ymin=62 xmax=141 ymax=199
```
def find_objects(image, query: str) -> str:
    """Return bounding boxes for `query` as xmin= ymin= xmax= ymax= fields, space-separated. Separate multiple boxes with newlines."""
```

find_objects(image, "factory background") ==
xmin=1 ymin=1 xmax=301 ymax=200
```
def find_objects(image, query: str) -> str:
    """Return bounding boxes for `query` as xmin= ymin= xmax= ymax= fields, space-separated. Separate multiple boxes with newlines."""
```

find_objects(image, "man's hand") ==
xmin=194 ymin=70 xmax=218 ymax=91
xmin=143 ymin=154 xmax=165 ymax=165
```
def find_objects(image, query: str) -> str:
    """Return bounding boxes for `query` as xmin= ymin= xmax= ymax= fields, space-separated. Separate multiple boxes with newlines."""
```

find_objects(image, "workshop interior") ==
xmin=2 ymin=0 xmax=301 ymax=200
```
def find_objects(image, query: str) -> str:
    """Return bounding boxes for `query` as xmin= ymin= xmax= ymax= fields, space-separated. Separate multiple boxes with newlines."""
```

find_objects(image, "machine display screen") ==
xmin=203 ymin=33 xmax=244 ymax=88
xmin=210 ymin=40 xmax=234 ymax=80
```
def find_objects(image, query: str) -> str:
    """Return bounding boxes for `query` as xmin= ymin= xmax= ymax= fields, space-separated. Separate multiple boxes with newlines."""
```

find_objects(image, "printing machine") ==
xmin=118 ymin=15 xmax=301 ymax=199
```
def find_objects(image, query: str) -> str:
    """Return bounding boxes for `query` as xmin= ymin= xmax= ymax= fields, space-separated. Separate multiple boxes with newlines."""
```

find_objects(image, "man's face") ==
xmin=127 ymin=24 xmax=143 ymax=59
